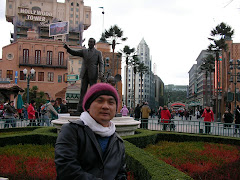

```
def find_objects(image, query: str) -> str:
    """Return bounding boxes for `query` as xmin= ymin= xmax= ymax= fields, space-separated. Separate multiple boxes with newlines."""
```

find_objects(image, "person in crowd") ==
xmin=52 ymin=101 xmax=60 ymax=120
xmin=27 ymin=100 xmax=36 ymax=126
xmin=60 ymin=99 xmax=68 ymax=113
xmin=120 ymin=105 xmax=129 ymax=116
xmin=223 ymin=109 xmax=233 ymax=128
xmin=0 ymin=101 xmax=4 ymax=118
xmin=235 ymin=105 xmax=240 ymax=134
xmin=161 ymin=105 xmax=172 ymax=131
xmin=23 ymin=103 xmax=29 ymax=119
xmin=129 ymin=107 xmax=134 ymax=117
xmin=157 ymin=106 xmax=163 ymax=123
xmin=140 ymin=102 xmax=151 ymax=129
xmin=184 ymin=108 xmax=189 ymax=120
xmin=40 ymin=100 xmax=58 ymax=126
xmin=4 ymin=101 xmax=17 ymax=128
xmin=134 ymin=104 xmax=141 ymax=120
xmin=55 ymin=83 xmax=127 ymax=180
xmin=195 ymin=109 xmax=200 ymax=119
xmin=201 ymin=106 xmax=214 ymax=134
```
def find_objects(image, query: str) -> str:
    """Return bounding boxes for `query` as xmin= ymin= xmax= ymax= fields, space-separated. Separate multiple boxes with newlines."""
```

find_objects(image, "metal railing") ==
xmin=0 ymin=118 xmax=53 ymax=129
xmin=136 ymin=118 xmax=240 ymax=138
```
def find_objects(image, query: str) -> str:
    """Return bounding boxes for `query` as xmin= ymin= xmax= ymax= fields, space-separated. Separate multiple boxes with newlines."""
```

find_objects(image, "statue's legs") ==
xmin=77 ymin=75 xmax=97 ymax=113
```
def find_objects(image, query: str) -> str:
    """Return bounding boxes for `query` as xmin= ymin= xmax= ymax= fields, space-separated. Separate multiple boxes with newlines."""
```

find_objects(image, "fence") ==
xmin=0 ymin=118 xmax=53 ymax=129
xmin=1 ymin=117 xmax=240 ymax=138
xmin=136 ymin=118 xmax=240 ymax=138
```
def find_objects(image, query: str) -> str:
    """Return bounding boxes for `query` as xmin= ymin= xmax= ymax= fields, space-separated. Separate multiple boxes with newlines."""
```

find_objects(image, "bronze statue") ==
xmin=64 ymin=38 xmax=104 ymax=113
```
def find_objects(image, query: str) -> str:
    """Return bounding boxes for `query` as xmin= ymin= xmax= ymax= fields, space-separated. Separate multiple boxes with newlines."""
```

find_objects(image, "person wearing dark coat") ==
xmin=134 ymin=104 xmax=141 ymax=120
xmin=60 ymin=99 xmax=68 ymax=113
xmin=235 ymin=105 xmax=240 ymax=134
xmin=55 ymin=83 xmax=127 ymax=180
xmin=223 ymin=109 xmax=233 ymax=128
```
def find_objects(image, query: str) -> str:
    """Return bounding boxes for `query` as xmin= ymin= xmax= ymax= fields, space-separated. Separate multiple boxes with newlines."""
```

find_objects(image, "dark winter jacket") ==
xmin=55 ymin=120 xmax=127 ymax=180
xmin=235 ymin=108 xmax=240 ymax=124
xmin=134 ymin=106 xmax=141 ymax=119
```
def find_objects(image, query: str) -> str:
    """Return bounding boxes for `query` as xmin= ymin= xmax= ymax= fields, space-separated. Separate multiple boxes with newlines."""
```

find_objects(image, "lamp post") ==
xmin=23 ymin=68 xmax=35 ymax=104
xmin=229 ymin=59 xmax=240 ymax=111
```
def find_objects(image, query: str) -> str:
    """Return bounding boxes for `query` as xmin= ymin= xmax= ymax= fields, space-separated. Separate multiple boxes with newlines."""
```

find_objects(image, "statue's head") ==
xmin=88 ymin=38 xmax=96 ymax=49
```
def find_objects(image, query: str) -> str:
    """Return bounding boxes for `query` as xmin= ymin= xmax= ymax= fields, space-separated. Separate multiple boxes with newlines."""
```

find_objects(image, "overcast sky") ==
xmin=1 ymin=0 xmax=240 ymax=85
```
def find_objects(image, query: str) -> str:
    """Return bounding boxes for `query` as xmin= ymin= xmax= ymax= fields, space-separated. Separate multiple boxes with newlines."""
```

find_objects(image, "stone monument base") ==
xmin=52 ymin=114 xmax=140 ymax=136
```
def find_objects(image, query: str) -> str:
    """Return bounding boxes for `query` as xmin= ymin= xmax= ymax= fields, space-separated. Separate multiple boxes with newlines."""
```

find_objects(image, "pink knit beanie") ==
xmin=82 ymin=83 xmax=119 ymax=111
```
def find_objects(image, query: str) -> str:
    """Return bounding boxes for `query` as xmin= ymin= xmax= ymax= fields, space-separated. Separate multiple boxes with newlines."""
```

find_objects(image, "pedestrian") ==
xmin=27 ymin=100 xmax=36 ymax=126
xmin=195 ymin=110 xmax=200 ymax=119
xmin=55 ymin=83 xmax=127 ymax=180
xmin=161 ymin=105 xmax=172 ymax=131
xmin=40 ymin=100 xmax=58 ymax=126
xmin=64 ymin=38 xmax=104 ymax=113
xmin=4 ymin=101 xmax=17 ymax=128
xmin=201 ymin=106 xmax=214 ymax=134
xmin=235 ymin=105 xmax=240 ymax=134
xmin=52 ymin=101 xmax=60 ymax=120
xmin=157 ymin=106 xmax=162 ymax=123
xmin=134 ymin=104 xmax=141 ymax=120
xmin=223 ymin=109 xmax=233 ymax=128
xmin=120 ymin=105 xmax=129 ymax=116
xmin=129 ymin=108 xmax=134 ymax=117
xmin=140 ymin=102 xmax=151 ymax=129
xmin=60 ymin=99 xmax=68 ymax=113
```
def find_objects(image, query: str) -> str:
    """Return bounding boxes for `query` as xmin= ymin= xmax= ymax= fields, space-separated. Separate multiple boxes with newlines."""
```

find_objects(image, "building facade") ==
xmin=0 ymin=30 xmax=68 ymax=101
xmin=124 ymin=38 xmax=158 ymax=109
xmin=5 ymin=0 xmax=91 ymax=46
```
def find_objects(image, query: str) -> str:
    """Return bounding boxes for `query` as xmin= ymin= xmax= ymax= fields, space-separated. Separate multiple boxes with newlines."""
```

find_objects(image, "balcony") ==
xmin=19 ymin=56 xmax=67 ymax=69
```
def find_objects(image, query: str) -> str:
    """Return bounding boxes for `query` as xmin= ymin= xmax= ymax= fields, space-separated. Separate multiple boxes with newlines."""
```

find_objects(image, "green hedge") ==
xmin=1 ymin=127 xmax=239 ymax=180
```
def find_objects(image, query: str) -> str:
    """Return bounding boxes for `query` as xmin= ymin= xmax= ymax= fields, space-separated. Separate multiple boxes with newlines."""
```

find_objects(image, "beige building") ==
xmin=6 ymin=0 xmax=91 ymax=46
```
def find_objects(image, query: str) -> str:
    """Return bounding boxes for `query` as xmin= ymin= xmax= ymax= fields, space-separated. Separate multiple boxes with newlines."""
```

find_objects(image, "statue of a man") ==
xmin=64 ymin=38 xmax=104 ymax=113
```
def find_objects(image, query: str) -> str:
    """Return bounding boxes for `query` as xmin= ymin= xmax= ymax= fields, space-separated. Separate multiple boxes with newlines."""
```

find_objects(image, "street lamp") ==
xmin=229 ymin=59 xmax=240 ymax=111
xmin=23 ymin=68 xmax=35 ymax=104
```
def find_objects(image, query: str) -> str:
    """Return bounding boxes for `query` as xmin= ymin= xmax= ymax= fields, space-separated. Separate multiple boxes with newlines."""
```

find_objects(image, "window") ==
xmin=77 ymin=3 xmax=79 ymax=6
xmin=58 ymin=52 xmax=64 ymax=65
xmin=71 ymin=2 xmax=73 ymax=6
xmin=48 ymin=72 xmax=54 ymax=82
xmin=71 ymin=8 xmax=73 ymax=11
xmin=86 ymin=14 xmax=88 ymax=18
xmin=78 ymin=60 xmax=81 ymax=64
xmin=6 ymin=70 xmax=13 ymax=80
xmin=76 ymin=21 xmax=78 ymax=24
xmin=20 ymin=71 xmax=25 ymax=80
xmin=9 ymin=4 xmax=12 ymax=9
xmin=35 ymin=50 xmax=41 ymax=64
xmin=46 ymin=51 xmax=53 ymax=65
xmin=0 ymin=70 xmax=2 ymax=78
xmin=23 ymin=49 xmax=29 ymax=63
xmin=70 ymin=20 xmax=73 ymax=24
xmin=38 ymin=72 xmax=44 ymax=81
xmin=70 ymin=14 xmax=73 ymax=18
xmin=31 ymin=72 xmax=36 ymax=81
xmin=76 ymin=8 xmax=79 ymax=12
xmin=76 ymin=15 xmax=79 ymax=18
xmin=78 ymin=68 xmax=81 ymax=72
xmin=58 ymin=75 xmax=62 ymax=83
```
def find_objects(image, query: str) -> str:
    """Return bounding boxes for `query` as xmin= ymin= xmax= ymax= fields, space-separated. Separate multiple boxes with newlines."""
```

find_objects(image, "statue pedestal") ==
xmin=52 ymin=114 xmax=140 ymax=136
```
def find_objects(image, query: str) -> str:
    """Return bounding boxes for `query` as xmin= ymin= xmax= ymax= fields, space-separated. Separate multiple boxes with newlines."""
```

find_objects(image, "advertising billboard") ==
xmin=49 ymin=21 xmax=69 ymax=36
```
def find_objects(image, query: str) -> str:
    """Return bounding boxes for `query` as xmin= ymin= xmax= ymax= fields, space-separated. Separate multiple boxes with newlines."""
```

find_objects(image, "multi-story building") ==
xmin=154 ymin=75 xmax=164 ymax=108
xmin=5 ymin=0 xmax=91 ymax=46
xmin=124 ymin=38 xmax=157 ymax=109
xmin=188 ymin=50 xmax=215 ymax=110
xmin=165 ymin=84 xmax=188 ymax=92
xmin=0 ymin=30 xmax=68 ymax=101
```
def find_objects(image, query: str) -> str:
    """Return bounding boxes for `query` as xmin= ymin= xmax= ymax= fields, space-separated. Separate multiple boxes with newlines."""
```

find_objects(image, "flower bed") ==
xmin=144 ymin=141 xmax=240 ymax=180
xmin=0 ymin=144 xmax=135 ymax=180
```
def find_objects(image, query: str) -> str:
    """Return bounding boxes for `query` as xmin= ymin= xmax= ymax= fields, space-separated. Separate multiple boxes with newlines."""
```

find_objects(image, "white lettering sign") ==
xmin=26 ymin=15 xmax=46 ymax=22
xmin=19 ymin=8 xmax=53 ymax=17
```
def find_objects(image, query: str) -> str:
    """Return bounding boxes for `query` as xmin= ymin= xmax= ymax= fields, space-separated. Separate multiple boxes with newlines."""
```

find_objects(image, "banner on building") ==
xmin=49 ymin=21 xmax=69 ymax=36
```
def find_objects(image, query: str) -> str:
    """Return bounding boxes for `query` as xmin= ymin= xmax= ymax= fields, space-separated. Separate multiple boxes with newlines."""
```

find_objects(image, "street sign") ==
xmin=67 ymin=74 xmax=79 ymax=81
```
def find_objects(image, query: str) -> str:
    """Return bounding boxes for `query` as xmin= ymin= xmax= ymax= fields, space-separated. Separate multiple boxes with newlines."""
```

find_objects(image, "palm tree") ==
xmin=208 ymin=22 xmax=234 ymax=120
xmin=121 ymin=45 xmax=135 ymax=107
xmin=137 ymin=62 xmax=149 ymax=103
xmin=131 ymin=55 xmax=140 ymax=108
xmin=199 ymin=54 xmax=215 ymax=106
xmin=104 ymin=25 xmax=127 ymax=76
